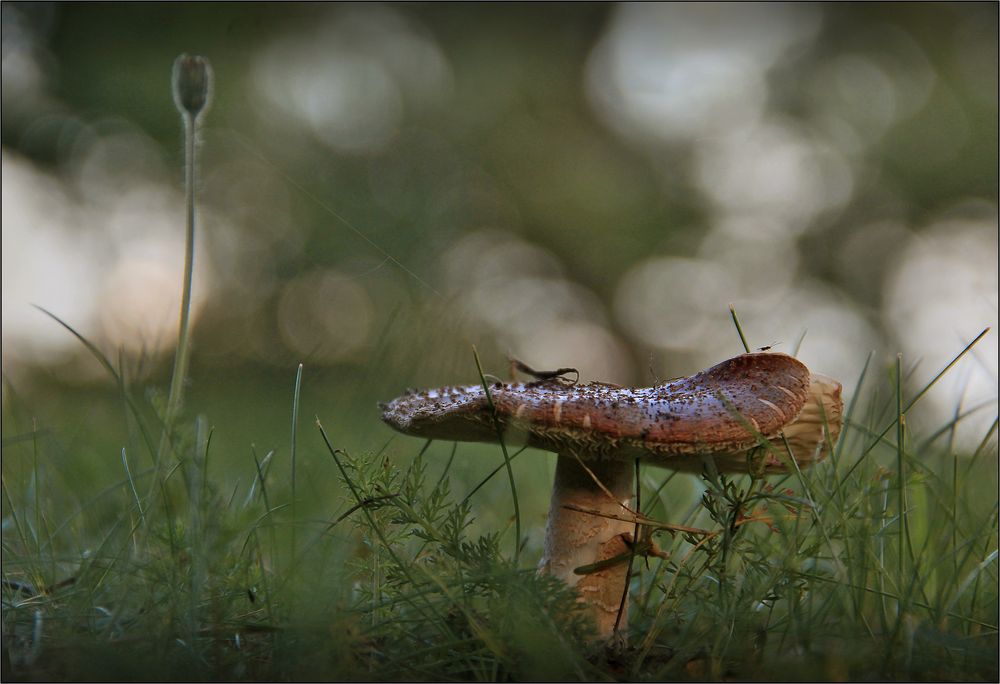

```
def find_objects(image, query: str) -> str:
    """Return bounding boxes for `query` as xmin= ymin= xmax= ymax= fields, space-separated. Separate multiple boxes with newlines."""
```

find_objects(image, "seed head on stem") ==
xmin=158 ymin=54 xmax=212 ymax=469
xmin=172 ymin=54 xmax=213 ymax=120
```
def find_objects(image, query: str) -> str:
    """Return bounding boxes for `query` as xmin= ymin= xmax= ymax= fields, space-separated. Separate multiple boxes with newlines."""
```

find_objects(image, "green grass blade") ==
xmin=120 ymin=448 xmax=145 ymax=525
xmin=472 ymin=346 xmax=521 ymax=564
xmin=728 ymin=303 xmax=751 ymax=353
xmin=290 ymin=362 xmax=303 ymax=563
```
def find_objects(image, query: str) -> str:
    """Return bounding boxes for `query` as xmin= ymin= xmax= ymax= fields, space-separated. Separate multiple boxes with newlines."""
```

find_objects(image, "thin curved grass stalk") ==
xmin=472 ymin=345 xmax=521 ymax=565
xmin=290 ymin=363 xmax=304 ymax=568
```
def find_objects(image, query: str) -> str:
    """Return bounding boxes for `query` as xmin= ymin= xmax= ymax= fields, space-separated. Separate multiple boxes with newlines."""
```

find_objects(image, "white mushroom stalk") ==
xmin=380 ymin=353 xmax=843 ymax=641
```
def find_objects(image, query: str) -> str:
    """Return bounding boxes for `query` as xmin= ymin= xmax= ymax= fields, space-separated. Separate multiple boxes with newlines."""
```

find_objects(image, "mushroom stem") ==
xmin=540 ymin=453 xmax=635 ymax=641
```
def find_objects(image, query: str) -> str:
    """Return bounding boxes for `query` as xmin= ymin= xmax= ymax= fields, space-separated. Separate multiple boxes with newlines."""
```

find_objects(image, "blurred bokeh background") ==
xmin=3 ymin=3 xmax=997 ymax=524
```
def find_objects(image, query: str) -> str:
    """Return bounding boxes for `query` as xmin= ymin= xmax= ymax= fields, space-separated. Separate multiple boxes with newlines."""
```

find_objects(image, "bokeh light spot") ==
xmin=277 ymin=269 xmax=374 ymax=363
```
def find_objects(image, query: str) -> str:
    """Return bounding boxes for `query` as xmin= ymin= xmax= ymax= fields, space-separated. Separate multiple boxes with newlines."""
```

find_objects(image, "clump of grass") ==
xmin=317 ymin=426 xmax=598 ymax=680
xmin=618 ymin=321 xmax=998 ymax=681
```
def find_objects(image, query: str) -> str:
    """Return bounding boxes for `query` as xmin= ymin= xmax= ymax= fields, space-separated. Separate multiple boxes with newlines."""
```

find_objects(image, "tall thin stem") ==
xmin=156 ymin=55 xmax=212 ymax=470
xmin=164 ymin=109 xmax=197 ymax=429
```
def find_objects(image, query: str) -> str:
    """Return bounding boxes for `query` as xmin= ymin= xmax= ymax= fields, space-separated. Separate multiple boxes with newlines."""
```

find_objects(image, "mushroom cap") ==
xmin=381 ymin=353 xmax=842 ymax=472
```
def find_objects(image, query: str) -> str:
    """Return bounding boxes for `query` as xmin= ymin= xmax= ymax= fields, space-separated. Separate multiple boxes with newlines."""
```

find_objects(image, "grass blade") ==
xmin=472 ymin=346 xmax=521 ymax=564
xmin=728 ymin=303 xmax=751 ymax=353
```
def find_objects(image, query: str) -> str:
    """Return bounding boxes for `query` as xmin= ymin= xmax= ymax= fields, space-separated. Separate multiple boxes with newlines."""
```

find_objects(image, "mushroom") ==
xmin=380 ymin=352 xmax=842 ymax=641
